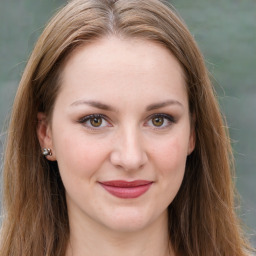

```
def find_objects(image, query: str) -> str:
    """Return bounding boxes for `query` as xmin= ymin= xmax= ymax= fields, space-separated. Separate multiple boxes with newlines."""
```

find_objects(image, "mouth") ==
xmin=99 ymin=180 xmax=153 ymax=199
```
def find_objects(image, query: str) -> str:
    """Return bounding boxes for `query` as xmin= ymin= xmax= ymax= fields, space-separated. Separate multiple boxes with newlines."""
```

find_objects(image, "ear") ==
xmin=187 ymin=114 xmax=196 ymax=155
xmin=37 ymin=112 xmax=56 ymax=161
xmin=187 ymin=128 xmax=196 ymax=155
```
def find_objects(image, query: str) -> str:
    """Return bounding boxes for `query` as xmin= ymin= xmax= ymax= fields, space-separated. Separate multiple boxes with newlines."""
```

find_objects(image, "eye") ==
xmin=146 ymin=114 xmax=175 ymax=129
xmin=90 ymin=116 xmax=103 ymax=127
xmin=152 ymin=116 xmax=164 ymax=127
xmin=78 ymin=114 xmax=112 ymax=129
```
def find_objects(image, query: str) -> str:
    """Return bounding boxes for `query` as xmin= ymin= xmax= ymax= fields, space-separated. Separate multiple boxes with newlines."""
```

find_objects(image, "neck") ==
xmin=65 ymin=210 xmax=174 ymax=256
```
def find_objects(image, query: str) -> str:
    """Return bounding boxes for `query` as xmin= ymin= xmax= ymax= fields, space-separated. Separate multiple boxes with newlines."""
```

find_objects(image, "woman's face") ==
xmin=38 ymin=36 xmax=195 ymax=233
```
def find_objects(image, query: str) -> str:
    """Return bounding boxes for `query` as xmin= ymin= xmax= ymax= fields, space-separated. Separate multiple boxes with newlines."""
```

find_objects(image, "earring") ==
xmin=42 ymin=148 xmax=52 ymax=156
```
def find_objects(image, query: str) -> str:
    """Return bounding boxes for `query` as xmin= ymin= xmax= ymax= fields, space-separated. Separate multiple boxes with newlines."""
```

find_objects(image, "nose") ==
xmin=110 ymin=127 xmax=148 ymax=171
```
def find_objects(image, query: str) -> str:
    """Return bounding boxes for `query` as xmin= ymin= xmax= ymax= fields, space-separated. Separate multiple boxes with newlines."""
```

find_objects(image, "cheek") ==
xmin=152 ymin=136 xmax=188 ymax=174
xmin=152 ymin=137 xmax=188 ymax=206
xmin=52 ymin=130 xmax=109 ymax=180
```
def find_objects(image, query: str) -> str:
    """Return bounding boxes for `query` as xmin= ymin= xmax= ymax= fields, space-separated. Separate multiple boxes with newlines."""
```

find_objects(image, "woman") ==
xmin=0 ymin=0 xmax=253 ymax=255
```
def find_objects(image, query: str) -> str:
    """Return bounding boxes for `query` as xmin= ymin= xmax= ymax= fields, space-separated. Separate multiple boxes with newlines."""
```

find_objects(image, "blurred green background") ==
xmin=0 ymin=0 xmax=255 ymax=246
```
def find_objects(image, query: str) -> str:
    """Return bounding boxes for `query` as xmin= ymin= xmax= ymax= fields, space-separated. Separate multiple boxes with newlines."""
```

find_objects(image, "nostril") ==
xmin=109 ymin=129 xmax=148 ymax=171
xmin=110 ymin=149 xmax=148 ymax=171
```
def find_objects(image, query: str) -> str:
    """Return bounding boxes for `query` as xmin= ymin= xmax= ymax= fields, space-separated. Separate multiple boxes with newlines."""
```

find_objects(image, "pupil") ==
xmin=90 ymin=117 xmax=102 ymax=127
xmin=153 ymin=117 xmax=163 ymax=126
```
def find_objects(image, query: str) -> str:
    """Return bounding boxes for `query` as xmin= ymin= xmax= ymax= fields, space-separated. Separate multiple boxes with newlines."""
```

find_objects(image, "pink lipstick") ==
xmin=99 ymin=180 xmax=153 ymax=199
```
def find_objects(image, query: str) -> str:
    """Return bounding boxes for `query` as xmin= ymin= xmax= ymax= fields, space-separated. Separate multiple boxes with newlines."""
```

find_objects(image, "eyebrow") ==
xmin=146 ymin=100 xmax=184 ymax=111
xmin=70 ymin=100 xmax=116 ymax=111
xmin=70 ymin=99 xmax=183 ymax=111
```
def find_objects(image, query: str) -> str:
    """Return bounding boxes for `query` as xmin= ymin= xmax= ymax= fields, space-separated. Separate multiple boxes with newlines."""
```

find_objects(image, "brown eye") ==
xmin=152 ymin=116 xmax=164 ymax=127
xmin=79 ymin=114 xmax=112 ymax=130
xmin=90 ymin=117 xmax=102 ymax=127
xmin=146 ymin=114 xmax=175 ymax=129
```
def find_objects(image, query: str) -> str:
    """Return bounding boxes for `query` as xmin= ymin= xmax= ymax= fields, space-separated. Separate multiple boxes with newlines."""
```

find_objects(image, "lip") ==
xmin=99 ymin=180 xmax=153 ymax=199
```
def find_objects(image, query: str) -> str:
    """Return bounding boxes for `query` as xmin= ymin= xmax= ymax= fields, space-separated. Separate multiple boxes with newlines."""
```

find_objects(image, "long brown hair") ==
xmin=1 ymin=0 xmax=253 ymax=255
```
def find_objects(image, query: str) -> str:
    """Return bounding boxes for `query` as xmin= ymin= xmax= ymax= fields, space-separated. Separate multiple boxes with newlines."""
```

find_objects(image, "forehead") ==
xmin=63 ymin=36 xmax=184 ymax=75
xmin=58 ymin=36 xmax=188 ymax=109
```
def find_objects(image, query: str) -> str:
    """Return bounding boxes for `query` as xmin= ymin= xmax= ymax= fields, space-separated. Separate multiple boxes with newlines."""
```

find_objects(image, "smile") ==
xmin=99 ymin=180 xmax=153 ymax=199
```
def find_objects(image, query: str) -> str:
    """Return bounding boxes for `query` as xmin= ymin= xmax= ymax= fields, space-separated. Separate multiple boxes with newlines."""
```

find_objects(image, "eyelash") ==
xmin=78 ymin=113 xmax=175 ymax=130
xmin=78 ymin=114 xmax=111 ymax=130
xmin=145 ymin=113 xmax=175 ymax=129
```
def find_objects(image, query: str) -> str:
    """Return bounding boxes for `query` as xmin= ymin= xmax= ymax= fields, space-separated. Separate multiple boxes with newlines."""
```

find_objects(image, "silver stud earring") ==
xmin=42 ymin=148 xmax=52 ymax=156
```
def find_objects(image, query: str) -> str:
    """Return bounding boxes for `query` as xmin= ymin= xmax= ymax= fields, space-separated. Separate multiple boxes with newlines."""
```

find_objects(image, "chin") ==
xmin=101 ymin=207 xmax=163 ymax=233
